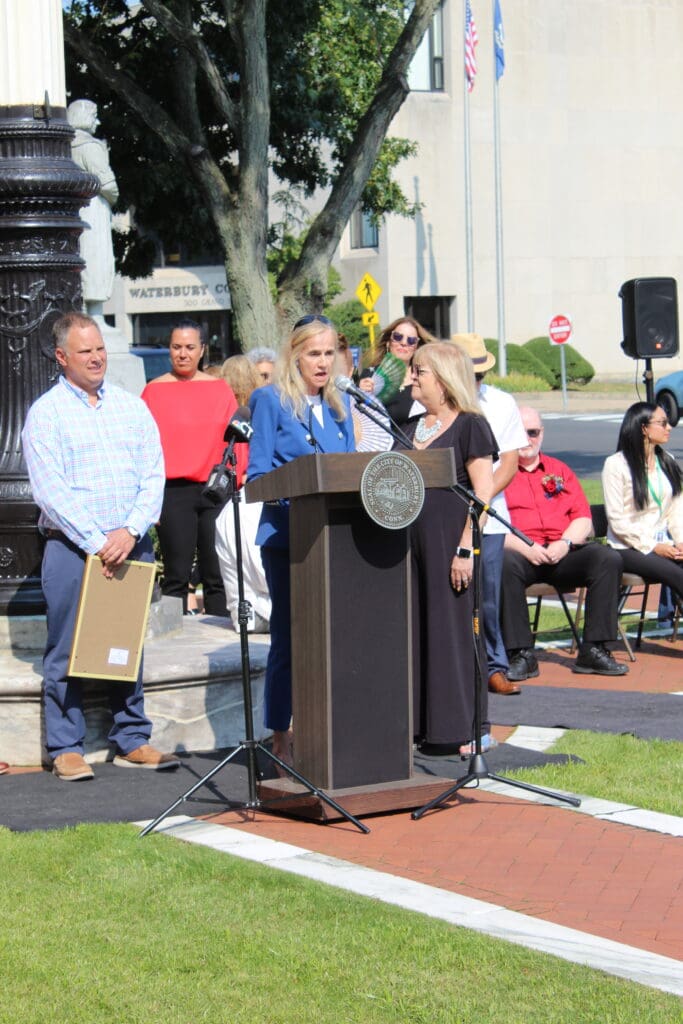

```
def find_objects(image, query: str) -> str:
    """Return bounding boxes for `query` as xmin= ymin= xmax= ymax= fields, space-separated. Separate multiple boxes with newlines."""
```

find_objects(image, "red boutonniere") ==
xmin=542 ymin=474 xmax=564 ymax=497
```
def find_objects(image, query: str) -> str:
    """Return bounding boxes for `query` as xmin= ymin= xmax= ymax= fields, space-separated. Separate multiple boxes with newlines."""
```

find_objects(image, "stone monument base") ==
xmin=0 ymin=608 xmax=269 ymax=766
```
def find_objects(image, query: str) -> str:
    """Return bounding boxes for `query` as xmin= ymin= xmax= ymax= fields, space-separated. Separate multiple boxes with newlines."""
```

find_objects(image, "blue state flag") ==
xmin=494 ymin=0 xmax=505 ymax=80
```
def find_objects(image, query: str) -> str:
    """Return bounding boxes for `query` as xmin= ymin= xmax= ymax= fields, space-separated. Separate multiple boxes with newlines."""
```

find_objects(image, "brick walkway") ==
xmin=185 ymin=639 xmax=683 ymax=973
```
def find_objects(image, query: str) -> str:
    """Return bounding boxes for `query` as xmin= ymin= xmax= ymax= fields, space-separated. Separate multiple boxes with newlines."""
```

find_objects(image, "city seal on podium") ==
xmin=360 ymin=452 xmax=425 ymax=529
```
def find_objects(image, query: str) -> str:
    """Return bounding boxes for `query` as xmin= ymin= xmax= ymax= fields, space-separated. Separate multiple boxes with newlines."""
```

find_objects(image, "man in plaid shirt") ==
xmin=22 ymin=312 xmax=180 ymax=780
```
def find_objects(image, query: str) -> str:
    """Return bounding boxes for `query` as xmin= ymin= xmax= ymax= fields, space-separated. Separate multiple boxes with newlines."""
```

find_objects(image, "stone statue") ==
xmin=66 ymin=99 xmax=119 ymax=304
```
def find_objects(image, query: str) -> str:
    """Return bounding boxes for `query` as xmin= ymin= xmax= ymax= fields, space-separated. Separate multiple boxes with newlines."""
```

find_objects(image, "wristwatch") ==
xmin=454 ymin=546 xmax=472 ymax=559
xmin=560 ymin=538 xmax=572 ymax=550
xmin=125 ymin=526 xmax=140 ymax=540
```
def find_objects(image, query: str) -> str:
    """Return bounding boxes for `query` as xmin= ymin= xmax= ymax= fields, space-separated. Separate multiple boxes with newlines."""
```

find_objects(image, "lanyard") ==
xmin=647 ymin=458 xmax=665 ymax=513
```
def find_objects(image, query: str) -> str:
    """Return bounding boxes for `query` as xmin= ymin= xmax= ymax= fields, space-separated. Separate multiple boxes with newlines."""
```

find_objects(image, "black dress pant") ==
xmin=501 ymin=542 xmax=622 ymax=651
xmin=616 ymin=547 xmax=683 ymax=601
xmin=157 ymin=479 xmax=227 ymax=616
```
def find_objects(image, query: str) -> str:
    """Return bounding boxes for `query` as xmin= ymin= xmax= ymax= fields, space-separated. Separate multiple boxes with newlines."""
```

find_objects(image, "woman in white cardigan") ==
xmin=602 ymin=401 xmax=683 ymax=601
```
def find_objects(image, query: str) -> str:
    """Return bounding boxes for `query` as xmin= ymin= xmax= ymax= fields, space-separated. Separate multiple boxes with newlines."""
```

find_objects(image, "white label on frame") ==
xmin=108 ymin=648 xmax=130 ymax=666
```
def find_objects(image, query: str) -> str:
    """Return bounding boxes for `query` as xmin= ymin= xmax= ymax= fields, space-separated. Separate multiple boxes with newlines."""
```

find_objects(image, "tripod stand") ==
xmin=412 ymin=494 xmax=581 ymax=820
xmin=140 ymin=443 xmax=369 ymax=837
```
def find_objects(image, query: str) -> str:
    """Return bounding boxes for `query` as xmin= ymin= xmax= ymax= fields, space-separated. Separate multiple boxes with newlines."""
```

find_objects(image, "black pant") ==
xmin=157 ymin=480 xmax=227 ymax=616
xmin=501 ymin=542 xmax=622 ymax=650
xmin=616 ymin=547 xmax=683 ymax=602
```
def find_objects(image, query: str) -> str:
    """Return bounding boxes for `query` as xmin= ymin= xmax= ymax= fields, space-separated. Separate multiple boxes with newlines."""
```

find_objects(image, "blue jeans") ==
xmin=41 ymin=534 xmax=154 ymax=759
xmin=481 ymin=533 xmax=508 ymax=676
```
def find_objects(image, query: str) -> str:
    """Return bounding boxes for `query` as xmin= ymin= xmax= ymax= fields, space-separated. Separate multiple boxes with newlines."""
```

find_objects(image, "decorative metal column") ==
xmin=0 ymin=100 xmax=98 ymax=613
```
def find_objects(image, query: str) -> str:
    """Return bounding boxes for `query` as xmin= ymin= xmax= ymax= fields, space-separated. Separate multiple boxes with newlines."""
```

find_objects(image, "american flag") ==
xmin=465 ymin=0 xmax=479 ymax=92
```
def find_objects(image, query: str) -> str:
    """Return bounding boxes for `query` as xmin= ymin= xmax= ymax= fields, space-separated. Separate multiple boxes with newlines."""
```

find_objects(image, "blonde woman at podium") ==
xmin=248 ymin=316 xmax=355 ymax=765
xmin=397 ymin=342 xmax=497 ymax=755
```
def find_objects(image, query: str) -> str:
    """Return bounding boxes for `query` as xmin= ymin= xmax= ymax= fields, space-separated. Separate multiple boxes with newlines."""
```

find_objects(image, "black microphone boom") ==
xmin=334 ymin=375 xmax=386 ymax=415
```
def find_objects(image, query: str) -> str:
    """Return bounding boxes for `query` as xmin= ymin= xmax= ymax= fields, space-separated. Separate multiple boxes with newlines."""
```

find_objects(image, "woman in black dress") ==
xmin=397 ymin=342 xmax=497 ymax=754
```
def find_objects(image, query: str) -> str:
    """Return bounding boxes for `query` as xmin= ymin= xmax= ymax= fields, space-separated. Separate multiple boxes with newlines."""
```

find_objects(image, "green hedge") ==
xmin=524 ymin=336 xmax=595 ymax=386
xmin=484 ymin=339 xmax=555 ymax=387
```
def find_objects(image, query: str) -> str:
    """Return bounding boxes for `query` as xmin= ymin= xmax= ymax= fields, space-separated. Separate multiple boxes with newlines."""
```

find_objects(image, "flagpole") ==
xmin=464 ymin=0 xmax=476 ymax=331
xmin=464 ymin=72 xmax=474 ymax=331
xmin=493 ymin=0 xmax=506 ymax=374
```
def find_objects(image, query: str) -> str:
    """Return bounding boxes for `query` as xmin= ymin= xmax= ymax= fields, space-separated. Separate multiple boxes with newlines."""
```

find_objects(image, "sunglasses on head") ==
xmin=390 ymin=330 xmax=419 ymax=346
xmin=526 ymin=428 xmax=542 ymax=438
xmin=293 ymin=314 xmax=333 ymax=330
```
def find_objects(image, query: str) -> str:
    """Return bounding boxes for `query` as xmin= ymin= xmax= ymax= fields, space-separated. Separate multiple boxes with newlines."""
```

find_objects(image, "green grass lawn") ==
xmin=1 ymin=823 xmax=681 ymax=1024
xmin=505 ymin=730 xmax=683 ymax=818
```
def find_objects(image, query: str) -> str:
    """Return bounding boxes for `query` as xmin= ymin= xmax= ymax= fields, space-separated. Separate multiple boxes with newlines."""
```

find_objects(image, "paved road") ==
xmin=540 ymin=413 xmax=683 ymax=479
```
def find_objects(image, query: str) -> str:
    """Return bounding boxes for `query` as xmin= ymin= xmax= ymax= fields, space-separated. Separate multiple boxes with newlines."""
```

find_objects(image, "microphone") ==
xmin=334 ymin=375 xmax=387 ymax=415
xmin=223 ymin=405 xmax=254 ymax=443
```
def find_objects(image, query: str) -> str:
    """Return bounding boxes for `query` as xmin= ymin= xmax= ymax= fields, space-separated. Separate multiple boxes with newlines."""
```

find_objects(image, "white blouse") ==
xmin=602 ymin=450 xmax=683 ymax=553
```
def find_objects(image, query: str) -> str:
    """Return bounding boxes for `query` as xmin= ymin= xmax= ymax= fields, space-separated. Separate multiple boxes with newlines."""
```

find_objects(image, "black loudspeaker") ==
xmin=620 ymin=277 xmax=679 ymax=359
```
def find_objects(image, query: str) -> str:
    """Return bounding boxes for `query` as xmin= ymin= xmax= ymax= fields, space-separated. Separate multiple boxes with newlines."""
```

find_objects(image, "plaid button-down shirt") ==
xmin=22 ymin=375 xmax=164 ymax=555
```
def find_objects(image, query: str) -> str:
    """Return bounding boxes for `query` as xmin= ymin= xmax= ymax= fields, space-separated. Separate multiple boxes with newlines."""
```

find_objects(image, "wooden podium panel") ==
xmin=290 ymin=493 xmax=411 ymax=789
xmin=245 ymin=450 xmax=456 ymax=796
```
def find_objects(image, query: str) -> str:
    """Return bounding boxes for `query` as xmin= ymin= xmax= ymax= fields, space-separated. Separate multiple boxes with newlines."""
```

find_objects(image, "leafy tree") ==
xmin=63 ymin=0 xmax=440 ymax=347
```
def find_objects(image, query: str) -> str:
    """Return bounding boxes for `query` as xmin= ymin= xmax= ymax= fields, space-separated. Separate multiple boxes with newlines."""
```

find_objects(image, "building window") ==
xmin=407 ymin=2 xmax=444 ymax=92
xmin=403 ymin=296 xmax=454 ymax=338
xmin=349 ymin=206 xmax=379 ymax=249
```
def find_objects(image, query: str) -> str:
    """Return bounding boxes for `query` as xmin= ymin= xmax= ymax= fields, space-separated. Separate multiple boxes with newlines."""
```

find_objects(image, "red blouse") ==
xmin=141 ymin=379 xmax=247 ymax=484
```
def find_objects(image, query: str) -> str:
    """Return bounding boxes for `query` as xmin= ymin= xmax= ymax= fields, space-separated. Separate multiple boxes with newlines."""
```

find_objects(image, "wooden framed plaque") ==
xmin=67 ymin=555 xmax=157 ymax=683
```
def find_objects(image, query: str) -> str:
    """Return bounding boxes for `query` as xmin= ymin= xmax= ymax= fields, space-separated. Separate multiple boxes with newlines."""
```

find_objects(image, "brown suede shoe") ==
xmin=113 ymin=744 xmax=180 ymax=770
xmin=488 ymin=671 xmax=521 ymax=696
xmin=52 ymin=752 xmax=95 ymax=781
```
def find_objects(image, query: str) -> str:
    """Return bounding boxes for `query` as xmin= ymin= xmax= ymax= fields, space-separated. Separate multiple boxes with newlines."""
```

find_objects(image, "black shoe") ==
xmin=506 ymin=648 xmax=540 ymax=682
xmin=572 ymin=644 xmax=629 ymax=676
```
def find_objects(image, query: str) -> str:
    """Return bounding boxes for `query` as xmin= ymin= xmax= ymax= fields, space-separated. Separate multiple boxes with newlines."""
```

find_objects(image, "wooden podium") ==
xmin=246 ymin=449 xmax=457 ymax=818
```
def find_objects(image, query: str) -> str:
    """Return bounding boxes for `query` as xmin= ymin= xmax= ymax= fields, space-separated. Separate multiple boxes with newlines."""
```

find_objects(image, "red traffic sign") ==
xmin=549 ymin=315 xmax=572 ymax=345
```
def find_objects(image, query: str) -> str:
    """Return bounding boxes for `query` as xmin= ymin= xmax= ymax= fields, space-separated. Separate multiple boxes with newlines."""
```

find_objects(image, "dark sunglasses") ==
xmin=391 ymin=330 xmax=419 ymax=346
xmin=294 ymin=314 xmax=333 ymax=329
xmin=526 ymin=428 xmax=542 ymax=438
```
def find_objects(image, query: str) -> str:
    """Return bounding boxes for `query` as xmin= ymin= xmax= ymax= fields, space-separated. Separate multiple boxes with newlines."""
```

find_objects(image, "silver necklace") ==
xmin=415 ymin=416 xmax=442 ymax=443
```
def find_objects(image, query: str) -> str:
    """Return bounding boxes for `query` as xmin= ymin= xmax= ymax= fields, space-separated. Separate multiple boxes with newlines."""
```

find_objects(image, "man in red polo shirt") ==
xmin=501 ymin=406 xmax=627 ymax=681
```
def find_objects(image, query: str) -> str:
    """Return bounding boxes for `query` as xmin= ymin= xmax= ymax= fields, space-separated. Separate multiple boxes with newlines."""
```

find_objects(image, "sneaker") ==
xmin=0 ymin=760 xmax=9 ymax=775
xmin=572 ymin=644 xmax=629 ymax=676
xmin=506 ymin=648 xmax=540 ymax=682
xmin=113 ymin=744 xmax=180 ymax=770
xmin=52 ymin=752 xmax=94 ymax=782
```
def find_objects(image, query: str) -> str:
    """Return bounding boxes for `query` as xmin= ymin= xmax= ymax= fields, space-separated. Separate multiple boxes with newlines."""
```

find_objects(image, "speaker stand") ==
xmin=642 ymin=358 xmax=655 ymax=405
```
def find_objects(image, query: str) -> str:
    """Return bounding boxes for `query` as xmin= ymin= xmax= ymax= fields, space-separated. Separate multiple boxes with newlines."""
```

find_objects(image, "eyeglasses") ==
xmin=526 ymin=428 xmax=542 ymax=438
xmin=649 ymin=418 xmax=670 ymax=427
xmin=293 ymin=314 xmax=333 ymax=329
xmin=391 ymin=330 xmax=419 ymax=346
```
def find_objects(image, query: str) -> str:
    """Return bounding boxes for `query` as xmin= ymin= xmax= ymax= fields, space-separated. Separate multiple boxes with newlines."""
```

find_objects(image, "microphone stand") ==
xmin=140 ymin=444 xmax=369 ymax=837
xmin=351 ymin=397 xmax=582 ymax=819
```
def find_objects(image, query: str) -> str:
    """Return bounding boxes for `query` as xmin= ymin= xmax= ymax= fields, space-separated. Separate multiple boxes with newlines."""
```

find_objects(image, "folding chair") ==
xmin=526 ymin=582 xmax=582 ymax=647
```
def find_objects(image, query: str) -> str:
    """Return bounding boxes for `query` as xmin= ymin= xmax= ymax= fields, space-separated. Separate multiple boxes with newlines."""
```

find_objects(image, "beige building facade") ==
xmin=336 ymin=0 xmax=683 ymax=377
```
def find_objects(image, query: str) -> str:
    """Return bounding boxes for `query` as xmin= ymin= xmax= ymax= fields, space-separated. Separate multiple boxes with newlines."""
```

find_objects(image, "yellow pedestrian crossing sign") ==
xmin=356 ymin=273 xmax=382 ymax=311
xmin=362 ymin=311 xmax=379 ymax=326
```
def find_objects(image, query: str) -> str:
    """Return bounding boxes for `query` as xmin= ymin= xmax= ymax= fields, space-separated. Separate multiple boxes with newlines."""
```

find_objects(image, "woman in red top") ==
xmin=142 ymin=319 xmax=246 ymax=616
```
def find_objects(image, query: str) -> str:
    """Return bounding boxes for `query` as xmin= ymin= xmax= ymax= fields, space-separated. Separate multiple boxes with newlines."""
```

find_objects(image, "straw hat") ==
xmin=451 ymin=333 xmax=496 ymax=373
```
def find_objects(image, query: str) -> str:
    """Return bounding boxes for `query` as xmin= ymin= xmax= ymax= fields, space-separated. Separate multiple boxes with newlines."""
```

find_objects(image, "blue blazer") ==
xmin=248 ymin=385 xmax=355 ymax=548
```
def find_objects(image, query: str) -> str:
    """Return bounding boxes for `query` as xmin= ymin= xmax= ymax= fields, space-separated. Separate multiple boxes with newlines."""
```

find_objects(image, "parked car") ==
xmin=655 ymin=370 xmax=683 ymax=427
xmin=130 ymin=346 xmax=172 ymax=382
